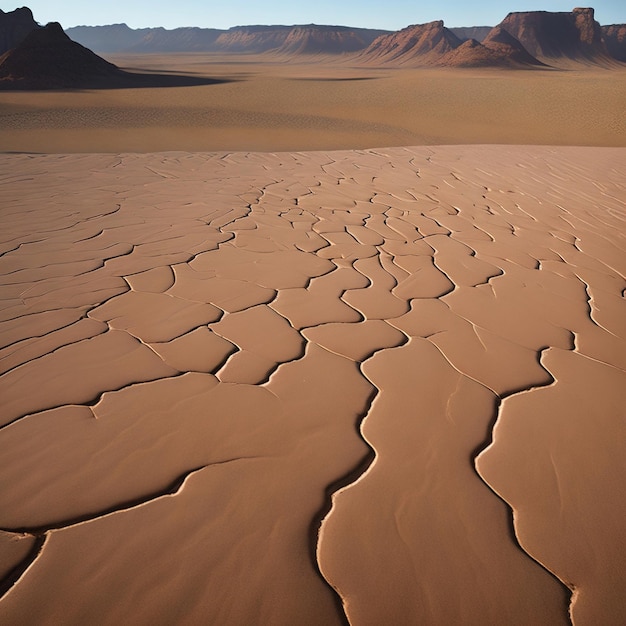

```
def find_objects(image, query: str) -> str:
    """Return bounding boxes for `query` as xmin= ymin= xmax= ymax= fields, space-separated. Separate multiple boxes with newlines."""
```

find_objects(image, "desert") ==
xmin=0 ymin=4 xmax=625 ymax=626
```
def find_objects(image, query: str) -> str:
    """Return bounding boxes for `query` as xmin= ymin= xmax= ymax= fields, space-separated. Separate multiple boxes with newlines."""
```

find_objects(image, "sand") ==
xmin=1 ymin=47 xmax=625 ymax=626
xmin=0 ymin=140 xmax=624 ymax=625
xmin=1 ymin=54 xmax=626 ymax=152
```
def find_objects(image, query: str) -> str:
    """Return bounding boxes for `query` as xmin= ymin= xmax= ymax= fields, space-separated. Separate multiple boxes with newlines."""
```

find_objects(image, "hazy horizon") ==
xmin=7 ymin=1 xmax=625 ymax=31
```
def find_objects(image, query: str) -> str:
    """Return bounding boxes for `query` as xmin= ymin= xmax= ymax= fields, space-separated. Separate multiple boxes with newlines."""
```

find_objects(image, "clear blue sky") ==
xmin=6 ymin=1 xmax=625 ymax=30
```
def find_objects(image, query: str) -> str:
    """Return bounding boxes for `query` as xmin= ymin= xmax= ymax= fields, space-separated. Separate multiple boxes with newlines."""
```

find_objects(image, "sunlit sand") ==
xmin=1 ymin=54 xmax=625 ymax=152
xmin=0 ymin=51 xmax=625 ymax=625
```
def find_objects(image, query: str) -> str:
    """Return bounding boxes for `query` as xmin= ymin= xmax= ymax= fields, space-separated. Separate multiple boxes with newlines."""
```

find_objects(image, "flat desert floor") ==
xmin=0 ymin=56 xmax=625 ymax=626
xmin=1 ymin=54 xmax=626 ymax=152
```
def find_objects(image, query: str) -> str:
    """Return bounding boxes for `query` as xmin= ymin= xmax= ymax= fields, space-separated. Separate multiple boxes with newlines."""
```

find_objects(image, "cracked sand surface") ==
xmin=0 ymin=145 xmax=624 ymax=624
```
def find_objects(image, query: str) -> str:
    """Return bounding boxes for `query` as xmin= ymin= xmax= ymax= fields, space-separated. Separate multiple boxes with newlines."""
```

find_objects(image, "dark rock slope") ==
xmin=498 ymin=7 xmax=611 ymax=61
xmin=0 ymin=6 xmax=39 ymax=55
xmin=0 ymin=22 xmax=124 ymax=89
xmin=602 ymin=24 xmax=626 ymax=62
xmin=0 ymin=20 xmax=235 ymax=90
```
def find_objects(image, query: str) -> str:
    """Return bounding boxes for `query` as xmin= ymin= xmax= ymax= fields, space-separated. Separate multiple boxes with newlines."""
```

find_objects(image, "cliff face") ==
xmin=602 ymin=24 xmax=626 ymax=61
xmin=436 ymin=27 xmax=544 ymax=68
xmin=66 ymin=23 xmax=390 ymax=55
xmin=0 ymin=21 xmax=122 ymax=89
xmin=62 ymin=11 xmax=626 ymax=65
xmin=0 ymin=6 xmax=39 ymax=55
xmin=499 ymin=7 xmax=610 ymax=60
xmin=359 ymin=20 xmax=545 ymax=68
xmin=210 ymin=26 xmax=292 ymax=53
xmin=481 ymin=25 xmax=545 ymax=66
xmin=212 ymin=25 xmax=388 ymax=54
xmin=360 ymin=21 xmax=462 ymax=65
xmin=127 ymin=27 xmax=222 ymax=52
xmin=450 ymin=26 xmax=492 ymax=43
xmin=276 ymin=25 xmax=387 ymax=55
xmin=29 ymin=6 xmax=626 ymax=68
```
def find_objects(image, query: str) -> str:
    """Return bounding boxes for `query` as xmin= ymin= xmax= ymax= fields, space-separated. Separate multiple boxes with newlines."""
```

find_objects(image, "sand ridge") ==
xmin=0 ymin=145 xmax=625 ymax=624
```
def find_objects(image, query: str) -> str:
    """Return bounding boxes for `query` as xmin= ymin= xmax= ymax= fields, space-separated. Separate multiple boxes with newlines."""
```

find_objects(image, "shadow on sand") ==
xmin=0 ymin=69 xmax=237 ymax=91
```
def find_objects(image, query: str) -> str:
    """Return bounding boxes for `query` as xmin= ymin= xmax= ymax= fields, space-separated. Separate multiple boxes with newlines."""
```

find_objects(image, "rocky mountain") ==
xmin=449 ymin=26 xmax=492 ymax=43
xmin=128 ymin=27 xmax=222 ymax=52
xmin=276 ymin=25 xmax=388 ymax=55
xmin=441 ymin=26 xmax=545 ymax=68
xmin=0 ymin=20 xmax=230 ymax=90
xmin=65 ymin=24 xmax=153 ymax=53
xmin=358 ymin=19 xmax=545 ymax=68
xmin=359 ymin=21 xmax=463 ymax=65
xmin=480 ymin=25 xmax=546 ymax=65
xmin=0 ymin=6 xmax=39 ymax=54
xmin=210 ymin=25 xmax=293 ymax=53
xmin=498 ymin=7 xmax=611 ymax=61
xmin=439 ymin=38 xmax=507 ymax=67
xmin=358 ymin=8 xmax=623 ymax=68
xmin=602 ymin=24 xmax=626 ymax=61
xmin=67 ymin=23 xmax=390 ymax=55
xmin=67 ymin=23 xmax=224 ymax=53
xmin=10 ymin=5 xmax=624 ymax=71
xmin=65 ymin=24 xmax=272 ymax=53
xmin=0 ymin=21 xmax=124 ymax=89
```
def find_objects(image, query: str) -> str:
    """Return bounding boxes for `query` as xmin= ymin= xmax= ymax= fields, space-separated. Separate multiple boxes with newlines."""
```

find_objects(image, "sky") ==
xmin=5 ymin=1 xmax=626 ymax=30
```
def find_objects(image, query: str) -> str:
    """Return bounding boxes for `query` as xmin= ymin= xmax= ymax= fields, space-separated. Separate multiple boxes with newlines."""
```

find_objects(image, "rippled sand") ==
xmin=0 ymin=145 xmax=624 ymax=624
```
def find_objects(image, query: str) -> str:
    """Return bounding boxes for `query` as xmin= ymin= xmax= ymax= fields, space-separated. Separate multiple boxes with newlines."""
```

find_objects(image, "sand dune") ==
xmin=0 ymin=145 xmax=624 ymax=624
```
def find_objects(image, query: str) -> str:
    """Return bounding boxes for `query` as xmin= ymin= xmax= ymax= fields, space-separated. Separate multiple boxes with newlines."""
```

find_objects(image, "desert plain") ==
xmin=1 ymin=53 xmax=626 ymax=151
xmin=1 ymin=50 xmax=626 ymax=626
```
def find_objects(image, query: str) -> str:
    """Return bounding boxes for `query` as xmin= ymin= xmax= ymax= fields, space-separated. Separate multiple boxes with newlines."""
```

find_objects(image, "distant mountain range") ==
xmin=63 ymin=23 xmax=390 ymax=55
xmin=0 ymin=6 xmax=625 ymax=89
xmin=0 ymin=17 xmax=227 ymax=89
xmin=357 ymin=7 xmax=618 ymax=67
xmin=62 ymin=10 xmax=625 ymax=67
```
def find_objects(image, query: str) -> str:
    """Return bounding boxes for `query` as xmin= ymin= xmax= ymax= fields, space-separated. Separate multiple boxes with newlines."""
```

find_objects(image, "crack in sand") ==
xmin=473 ymin=345 xmax=578 ymax=619
xmin=0 ymin=459 xmax=264 ymax=602
xmin=1 ymin=146 xmax=624 ymax=625
xmin=0 ymin=460 xmax=259 ymax=539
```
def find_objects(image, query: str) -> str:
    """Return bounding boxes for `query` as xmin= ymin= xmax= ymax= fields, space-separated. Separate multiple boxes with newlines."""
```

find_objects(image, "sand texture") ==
xmin=1 ymin=57 xmax=625 ymax=152
xmin=0 ymin=145 xmax=625 ymax=624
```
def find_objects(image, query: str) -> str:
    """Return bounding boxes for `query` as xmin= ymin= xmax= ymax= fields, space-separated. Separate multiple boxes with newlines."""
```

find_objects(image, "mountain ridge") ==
xmin=0 ymin=20 xmax=230 ymax=90
xmin=357 ymin=7 xmax=621 ymax=68
xmin=0 ymin=5 xmax=624 ymax=86
xmin=0 ymin=22 xmax=125 ymax=89
xmin=61 ymin=10 xmax=626 ymax=66
xmin=66 ymin=23 xmax=391 ymax=55
xmin=499 ymin=7 xmax=611 ymax=61
xmin=357 ymin=21 xmax=463 ymax=66
xmin=0 ymin=6 xmax=39 ymax=54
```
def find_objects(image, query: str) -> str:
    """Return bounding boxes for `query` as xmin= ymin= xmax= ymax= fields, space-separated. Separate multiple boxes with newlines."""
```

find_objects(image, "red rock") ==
xmin=602 ymin=24 xmax=626 ymax=62
xmin=360 ymin=21 xmax=462 ymax=65
xmin=499 ymin=7 xmax=611 ymax=62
